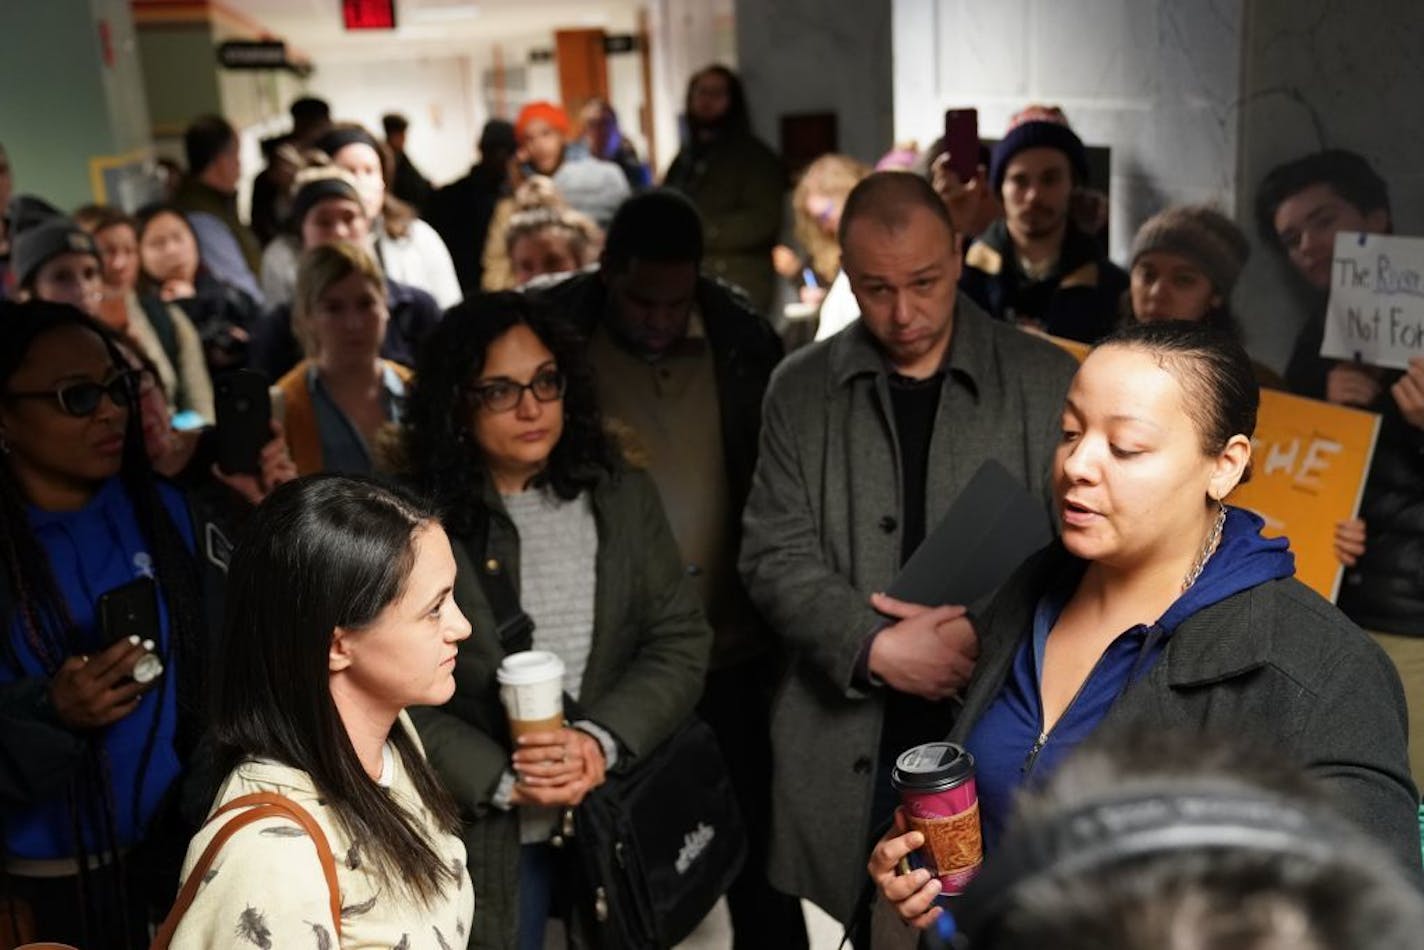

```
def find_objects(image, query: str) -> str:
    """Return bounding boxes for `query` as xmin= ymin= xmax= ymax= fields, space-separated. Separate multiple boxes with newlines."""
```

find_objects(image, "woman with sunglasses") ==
xmin=398 ymin=292 xmax=711 ymax=949
xmin=0 ymin=299 xmax=217 ymax=948
xmin=277 ymin=241 xmax=410 ymax=476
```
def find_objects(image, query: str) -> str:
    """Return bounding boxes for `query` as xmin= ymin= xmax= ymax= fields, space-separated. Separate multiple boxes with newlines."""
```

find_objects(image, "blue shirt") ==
xmin=1 ymin=477 xmax=195 ymax=860
xmin=964 ymin=508 xmax=1295 ymax=853
xmin=309 ymin=362 xmax=407 ymax=475
xmin=186 ymin=211 xmax=265 ymax=305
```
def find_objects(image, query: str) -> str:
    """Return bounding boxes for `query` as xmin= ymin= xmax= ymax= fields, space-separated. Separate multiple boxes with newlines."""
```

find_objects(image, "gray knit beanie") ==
xmin=1130 ymin=206 xmax=1250 ymax=295
xmin=10 ymin=219 xmax=99 ymax=289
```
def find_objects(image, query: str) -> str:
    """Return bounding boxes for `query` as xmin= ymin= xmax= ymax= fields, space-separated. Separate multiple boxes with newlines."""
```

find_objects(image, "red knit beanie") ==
xmin=515 ymin=101 xmax=571 ymax=142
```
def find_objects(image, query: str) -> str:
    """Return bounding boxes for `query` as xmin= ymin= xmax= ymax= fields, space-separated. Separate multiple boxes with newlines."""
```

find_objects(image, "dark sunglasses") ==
xmin=465 ymin=368 xmax=566 ymax=413
xmin=4 ymin=369 xmax=142 ymax=417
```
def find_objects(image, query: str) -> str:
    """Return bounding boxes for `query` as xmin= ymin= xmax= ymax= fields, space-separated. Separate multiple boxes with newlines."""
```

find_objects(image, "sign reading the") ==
xmin=1322 ymin=231 xmax=1424 ymax=370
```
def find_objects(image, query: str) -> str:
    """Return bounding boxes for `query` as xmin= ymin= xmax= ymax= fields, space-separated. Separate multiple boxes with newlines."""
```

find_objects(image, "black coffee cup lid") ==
xmin=891 ymin=742 xmax=974 ymax=792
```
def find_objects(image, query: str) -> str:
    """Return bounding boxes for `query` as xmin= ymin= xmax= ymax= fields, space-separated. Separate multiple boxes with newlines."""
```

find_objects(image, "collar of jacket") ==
xmin=966 ymin=219 xmax=1105 ymax=289
xmin=988 ymin=542 xmax=1277 ymax=692
xmin=827 ymin=291 xmax=992 ymax=399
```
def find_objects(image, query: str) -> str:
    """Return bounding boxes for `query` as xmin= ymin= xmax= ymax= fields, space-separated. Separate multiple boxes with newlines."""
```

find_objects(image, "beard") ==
xmin=1013 ymin=203 xmax=1067 ymax=240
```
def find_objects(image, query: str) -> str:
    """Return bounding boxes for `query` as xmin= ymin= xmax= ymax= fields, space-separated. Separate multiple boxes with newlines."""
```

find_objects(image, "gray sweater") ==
xmin=503 ymin=488 xmax=598 ymax=697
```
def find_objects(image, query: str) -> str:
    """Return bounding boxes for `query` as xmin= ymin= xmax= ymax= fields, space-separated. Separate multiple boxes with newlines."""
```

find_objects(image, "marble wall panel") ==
xmin=1237 ymin=0 xmax=1424 ymax=369
xmin=735 ymin=0 xmax=894 ymax=165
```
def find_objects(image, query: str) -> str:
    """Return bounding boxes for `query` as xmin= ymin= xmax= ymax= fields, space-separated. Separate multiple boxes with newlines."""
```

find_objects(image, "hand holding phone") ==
xmin=941 ymin=108 xmax=980 ymax=184
xmin=215 ymin=370 xmax=273 ymax=476
xmin=49 ymin=637 xmax=156 ymax=730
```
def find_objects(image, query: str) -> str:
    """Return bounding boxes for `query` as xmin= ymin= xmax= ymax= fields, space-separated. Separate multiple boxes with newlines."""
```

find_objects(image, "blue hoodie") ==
xmin=964 ymin=507 xmax=1295 ymax=852
xmin=1 ymin=476 xmax=194 ymax=861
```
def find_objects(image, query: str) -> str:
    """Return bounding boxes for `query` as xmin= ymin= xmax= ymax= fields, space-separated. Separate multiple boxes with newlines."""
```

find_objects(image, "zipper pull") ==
xmin=1022 ymin=731 xmax=1048 ymax=775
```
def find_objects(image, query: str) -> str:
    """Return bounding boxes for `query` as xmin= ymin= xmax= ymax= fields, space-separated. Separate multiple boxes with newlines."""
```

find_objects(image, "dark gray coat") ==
xmin=738 ymin=296 xmax=1079 ymax=921
xmin=410 ymin=469 xmax=712 ymax=948
xmin=950 ymin=542 xmax=1422 ymax=874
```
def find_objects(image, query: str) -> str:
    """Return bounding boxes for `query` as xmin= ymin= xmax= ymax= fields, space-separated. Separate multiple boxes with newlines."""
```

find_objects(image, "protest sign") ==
xmin=1229 ymin=390 xmax=1379 ymax=601
xmin=1044 ymin=334 xmax=1380 ymax=601
xmin=1322 ymin=231 xmax=1424 ymax=370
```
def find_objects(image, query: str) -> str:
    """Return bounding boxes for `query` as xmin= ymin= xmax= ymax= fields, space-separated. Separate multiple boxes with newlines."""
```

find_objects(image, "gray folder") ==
xmin=886 ymin=458 xmax=1053 ymax=608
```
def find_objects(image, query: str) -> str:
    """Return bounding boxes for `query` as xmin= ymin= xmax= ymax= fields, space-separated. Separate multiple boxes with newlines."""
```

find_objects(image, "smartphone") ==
xmin=215 ymin=370 xmax=272 ymax=475
xmin=942 ymin=108 xmax=980 ymax=183
xmin=98 ymin=577 xmax=160 ymax=646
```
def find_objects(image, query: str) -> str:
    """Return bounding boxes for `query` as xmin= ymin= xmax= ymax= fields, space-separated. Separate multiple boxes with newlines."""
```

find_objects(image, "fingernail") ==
xmin=128 ymin=635 xmax=141 ymax=645
xmin=142 ymin=639 xmax=156 ymax=652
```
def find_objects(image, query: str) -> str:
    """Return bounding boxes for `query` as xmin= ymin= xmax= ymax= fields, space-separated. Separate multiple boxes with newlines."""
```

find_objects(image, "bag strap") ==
xmin=150 ymin=791 xmax=342 ymax=949
xmin=470 ymin=504 xmax=536 ymax=656
xmin=469 ymin=506 xmax=590 ymax=725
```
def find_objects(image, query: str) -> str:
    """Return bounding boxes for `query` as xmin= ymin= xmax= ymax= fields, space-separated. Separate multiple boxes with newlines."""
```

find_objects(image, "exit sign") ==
xmin=343 ymin=0 xmax=397 ymax=30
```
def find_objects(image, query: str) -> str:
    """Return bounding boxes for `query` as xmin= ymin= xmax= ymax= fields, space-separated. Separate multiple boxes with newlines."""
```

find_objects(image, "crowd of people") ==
xmin=0 ymin=60 xmax=1421 ymax=950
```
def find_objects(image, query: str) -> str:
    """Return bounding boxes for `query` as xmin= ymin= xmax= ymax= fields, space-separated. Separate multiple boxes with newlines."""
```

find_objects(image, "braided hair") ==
xmin=0 ymin=299 xmax=207 ymax=947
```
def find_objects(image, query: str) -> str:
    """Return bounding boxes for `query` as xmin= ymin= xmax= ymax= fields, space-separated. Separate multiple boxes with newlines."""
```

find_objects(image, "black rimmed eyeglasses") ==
xmin=465 ymin=368 xmax=567 ymax=413
xmin=3 ymin=369 xmax=150 ymax=417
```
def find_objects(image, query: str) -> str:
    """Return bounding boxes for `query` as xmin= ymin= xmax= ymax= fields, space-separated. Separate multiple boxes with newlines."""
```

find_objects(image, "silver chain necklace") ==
xmin=1181 ymin=503 xmax=1227 ymax=593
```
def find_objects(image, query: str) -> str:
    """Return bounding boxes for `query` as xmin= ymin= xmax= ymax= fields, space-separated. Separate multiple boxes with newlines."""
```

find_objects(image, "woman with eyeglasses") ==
xmin=397 ymin=292 xmax=712 ymax=949
xmin=276 ymin=241 xmax=410 ymax=476
xmin=0 ymin=299 xmax=220 ymax=948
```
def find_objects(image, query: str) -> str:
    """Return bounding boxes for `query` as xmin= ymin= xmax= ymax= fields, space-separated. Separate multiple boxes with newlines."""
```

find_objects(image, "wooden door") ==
xmin=555 ymin=29 xmax=608 ymax=113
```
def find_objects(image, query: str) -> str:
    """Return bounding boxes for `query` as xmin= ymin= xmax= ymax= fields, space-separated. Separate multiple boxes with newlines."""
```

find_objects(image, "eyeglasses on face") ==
xmin=465 ymin=368 xmax=566 ymax=413
xmin=4 ymin=369 xmax=143 ymax=417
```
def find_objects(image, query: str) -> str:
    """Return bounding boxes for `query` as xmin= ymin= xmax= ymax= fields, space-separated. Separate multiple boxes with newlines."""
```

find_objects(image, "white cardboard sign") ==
xmin=1322 ymin=231 xmax=1424 ymax=370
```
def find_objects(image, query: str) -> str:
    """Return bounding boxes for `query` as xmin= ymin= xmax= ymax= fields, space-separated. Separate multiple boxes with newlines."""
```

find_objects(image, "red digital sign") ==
xmin=343 ymin=0 xmax=397 ymax=30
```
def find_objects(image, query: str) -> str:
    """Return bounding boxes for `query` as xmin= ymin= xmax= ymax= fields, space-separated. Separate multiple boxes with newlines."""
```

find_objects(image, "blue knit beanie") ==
xmin=990 ymin=121 xmax=1089 ymax=193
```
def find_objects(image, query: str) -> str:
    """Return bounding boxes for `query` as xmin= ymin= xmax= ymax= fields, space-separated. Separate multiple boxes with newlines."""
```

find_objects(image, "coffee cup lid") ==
xmin=496 ymin=650 xmax=565 ymax=686
xmin=891 ymin=742 xmax=974 ymax=792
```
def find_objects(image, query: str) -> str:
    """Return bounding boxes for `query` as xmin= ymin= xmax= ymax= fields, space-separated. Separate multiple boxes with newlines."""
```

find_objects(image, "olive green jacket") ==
xmin=409 ymin=467 xmax=713 ymax=948
xmin=665 ymin=132 xmax=785 ymax=314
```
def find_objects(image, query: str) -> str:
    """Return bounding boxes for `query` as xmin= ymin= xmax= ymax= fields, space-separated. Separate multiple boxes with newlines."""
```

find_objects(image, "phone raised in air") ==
xmin=942 ymin=108 xmax=980 ymax=183
xmin=214 ymin=370 xmax=272 ymax=476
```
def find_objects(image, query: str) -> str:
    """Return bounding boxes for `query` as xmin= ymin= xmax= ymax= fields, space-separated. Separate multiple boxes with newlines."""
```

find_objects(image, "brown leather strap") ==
xmin=150 ymin=792 xmax=342 ymax=949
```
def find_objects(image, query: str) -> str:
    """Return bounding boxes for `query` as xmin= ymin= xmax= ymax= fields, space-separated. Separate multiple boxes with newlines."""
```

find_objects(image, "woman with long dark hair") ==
xmin=135 ymin=204 xmax=260 ymax=374
xmin=0 ymin=299 xmax=210 ymax=948
xmin=164 ymin=475 xmax=473 ymax=947
xmin=399 ymin=292 xmax=711 ymax=949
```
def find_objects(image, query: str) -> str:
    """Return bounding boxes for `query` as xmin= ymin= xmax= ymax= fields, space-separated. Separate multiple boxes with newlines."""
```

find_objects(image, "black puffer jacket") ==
xmin=1338 ymin=403 xmax=1424 ymax=635
xmin=1286 ymin=314 xmax=1424 ymax=636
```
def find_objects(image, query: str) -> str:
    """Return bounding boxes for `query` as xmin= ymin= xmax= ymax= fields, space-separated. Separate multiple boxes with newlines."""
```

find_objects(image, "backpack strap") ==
xmin=150 ymin=791 xmax=342 ymax=949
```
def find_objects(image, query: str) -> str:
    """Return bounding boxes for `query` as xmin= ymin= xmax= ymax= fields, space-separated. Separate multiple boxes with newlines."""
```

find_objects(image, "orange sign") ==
xmin=1229 ymin=390 xmax=1380 ymax=600
xmin=1043 ymin=335 xmax=1380 ymax=601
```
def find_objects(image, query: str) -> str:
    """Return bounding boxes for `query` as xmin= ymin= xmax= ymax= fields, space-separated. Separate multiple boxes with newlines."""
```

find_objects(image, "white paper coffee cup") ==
xmin=496 ymin=651 xmax=565 ymax=739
